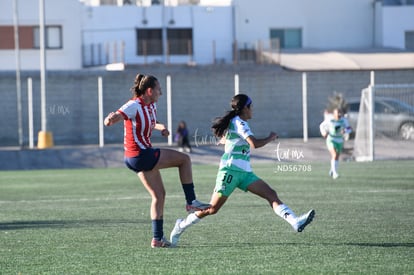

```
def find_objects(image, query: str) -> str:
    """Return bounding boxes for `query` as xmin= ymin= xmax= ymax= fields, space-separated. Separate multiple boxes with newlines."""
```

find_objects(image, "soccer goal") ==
xmin=353 ymin=83 xmax=414 ymax=161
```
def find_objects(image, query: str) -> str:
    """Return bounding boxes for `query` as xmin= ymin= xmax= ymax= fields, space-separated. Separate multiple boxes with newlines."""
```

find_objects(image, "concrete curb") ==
xmin=0 ymin=138 xmax=412 ymax=171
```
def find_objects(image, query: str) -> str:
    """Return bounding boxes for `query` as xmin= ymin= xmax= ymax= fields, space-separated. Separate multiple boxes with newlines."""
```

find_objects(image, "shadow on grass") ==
xmin=0 ymin=219 xmax=147 ymax=230
xmin=345 ymin=242 xmax=414 ymax=248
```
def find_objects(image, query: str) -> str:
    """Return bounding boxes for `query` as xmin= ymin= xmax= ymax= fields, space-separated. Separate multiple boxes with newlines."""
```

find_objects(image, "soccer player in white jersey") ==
xmin=319 ymin=108 xmax=352 ymax=179
xmin=104 ymin=73 xmax=210 ymax=248
xmin=169 ymin=94 xmax=315 ymax=247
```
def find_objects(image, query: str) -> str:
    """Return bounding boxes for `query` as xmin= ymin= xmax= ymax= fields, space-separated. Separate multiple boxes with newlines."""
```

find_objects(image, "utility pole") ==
xmin=38 ymin=0 xmax=54 ymax=148
xmin=13 ymin=0 xmax=23 ymax=148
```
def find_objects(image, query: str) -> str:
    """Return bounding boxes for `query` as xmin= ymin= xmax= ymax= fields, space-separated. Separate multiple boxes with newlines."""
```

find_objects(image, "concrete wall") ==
xmin=1 ymin=66 xmax=413 ymax=147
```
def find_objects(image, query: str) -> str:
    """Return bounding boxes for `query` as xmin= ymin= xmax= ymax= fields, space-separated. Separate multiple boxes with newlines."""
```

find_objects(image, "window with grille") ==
xmin=167 ymin=28 xmax=192 ymax=55
xmin=136 ymin=28 xmax=163 ymax=55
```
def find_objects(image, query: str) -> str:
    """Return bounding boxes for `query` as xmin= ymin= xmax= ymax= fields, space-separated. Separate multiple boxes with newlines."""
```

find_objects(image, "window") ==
xmin=348 ymin=102 xmax=360 ymax=112
xmin=0 ymin=25 xmax=55 ymax=49
xmin=405 ymin=31 xmax=414 ymax=50
xmin=136 ymin=28 xmax=193 ymax=56
xmin=167 ymin=28 xmax=192 ymax=55
xmin=270 ymin=28 xmax=302 ymax=49
xmin=136 ymin=28 xmax=163 ymax=55
xmin=33 ymin=26 xmax=63 ymax=49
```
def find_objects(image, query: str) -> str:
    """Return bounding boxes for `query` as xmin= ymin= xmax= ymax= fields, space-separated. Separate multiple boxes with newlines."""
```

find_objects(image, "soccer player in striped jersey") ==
xmin=104 ymin=73 xmax=210 ymax=248
xmin=319 ymin=108 xmax=352 ymax=179
xmin=169 ymin=94 xmax=315 ymax=247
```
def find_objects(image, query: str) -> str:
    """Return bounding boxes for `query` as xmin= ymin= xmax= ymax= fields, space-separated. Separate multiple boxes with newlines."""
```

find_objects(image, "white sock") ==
xmin=334 ymin=160 xmax=338 ymax=174
xmin=179 ymin=213 xmax=201 ymax=230
xmin=331 ymin=159 xmax=336 ymax=173
xmin=274 ymin=204 xmax=297 ymax=226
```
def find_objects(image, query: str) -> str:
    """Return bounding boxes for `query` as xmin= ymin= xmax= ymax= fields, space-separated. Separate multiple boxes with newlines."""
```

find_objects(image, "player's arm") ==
xmin=342 ymin=118 xmax=352 ymax=134
xmin=246 ymin=132 xmax=278 ymax=149
xmin=319 ymin=121 xmax=329 ymax=138
xmin=104 ymin=111 xmax=123 ymax=126
xmin=155 ymin=122 xmax=169 ymax=137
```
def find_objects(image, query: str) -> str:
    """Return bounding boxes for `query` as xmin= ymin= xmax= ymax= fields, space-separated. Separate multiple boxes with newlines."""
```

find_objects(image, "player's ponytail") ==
xmin=211 ymin=94 xmax=252 ymax=138
xmin=130 ymin=74 xmax=159 ymax=98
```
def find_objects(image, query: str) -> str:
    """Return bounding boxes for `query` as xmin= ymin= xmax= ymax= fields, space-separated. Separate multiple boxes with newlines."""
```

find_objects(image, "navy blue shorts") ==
xmin=124 ymin=148 xmax=161 ymax=173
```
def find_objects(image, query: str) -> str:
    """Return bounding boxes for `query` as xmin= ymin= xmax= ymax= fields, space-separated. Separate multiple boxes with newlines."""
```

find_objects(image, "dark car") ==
xmin=346 ymin=97 xmax=414 ymax=140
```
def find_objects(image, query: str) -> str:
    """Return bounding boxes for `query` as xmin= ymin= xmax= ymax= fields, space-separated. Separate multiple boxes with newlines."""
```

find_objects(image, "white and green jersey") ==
xmin=219 ymin=116 xmax=253 ymax=172
xmin=319 ymin=117 xmax=351 ymax=143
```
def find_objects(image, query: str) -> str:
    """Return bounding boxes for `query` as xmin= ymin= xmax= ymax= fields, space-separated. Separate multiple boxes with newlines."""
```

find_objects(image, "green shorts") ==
xmin=326 ymin=138 xmax=343 ymax=153
xmin=214 ymin=168 xmax=260 ymax=197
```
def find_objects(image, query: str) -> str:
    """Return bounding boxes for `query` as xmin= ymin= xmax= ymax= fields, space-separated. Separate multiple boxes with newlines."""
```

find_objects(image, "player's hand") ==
xmin=268 ymin=131 xmax=279 ymax=141
xmin=104 ymin=112 xmax=117 ymax=126
xmin=217 ymin=136 xmax=226 ymax=145
xmin=161 ymin=129 xmax=169 ymax=137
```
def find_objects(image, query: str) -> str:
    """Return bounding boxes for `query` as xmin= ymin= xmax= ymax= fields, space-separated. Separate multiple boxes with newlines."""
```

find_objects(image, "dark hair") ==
xmin=130 ymin=74 xmax=159 ymax=98
xmin=177 ymin=120 xmax=187 ymax=130
xmin=211 ymin=93 xmax=252 ymax=138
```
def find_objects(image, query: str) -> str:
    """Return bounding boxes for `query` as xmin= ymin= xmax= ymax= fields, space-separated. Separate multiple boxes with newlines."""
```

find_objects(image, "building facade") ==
xmin=0 ymin=0 xmax=413 ymax=70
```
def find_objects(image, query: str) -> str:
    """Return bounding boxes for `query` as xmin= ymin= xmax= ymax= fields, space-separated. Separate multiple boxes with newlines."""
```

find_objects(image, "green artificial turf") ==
xmin=0 ymin=160 xmax=413 ymax=274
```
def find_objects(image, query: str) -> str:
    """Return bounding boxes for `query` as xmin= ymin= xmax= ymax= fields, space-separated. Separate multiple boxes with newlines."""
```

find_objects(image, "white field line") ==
xmin=353 ymin=189 xmax=414 ymax=193
xmin=0 ymin=194 xmax=184 ymax=204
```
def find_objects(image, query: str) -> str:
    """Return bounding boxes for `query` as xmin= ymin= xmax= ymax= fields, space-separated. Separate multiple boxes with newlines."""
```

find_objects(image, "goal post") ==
xmin=353 ymin=87 xmax=375 ymax=161
xmin=353 ymin=83 xmax=414 ymax=162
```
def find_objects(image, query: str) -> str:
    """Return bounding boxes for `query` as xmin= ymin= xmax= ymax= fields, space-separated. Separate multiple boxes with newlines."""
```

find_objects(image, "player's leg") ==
xmin=170 ymin=192 xmax=228 ymax=246
xmin=170 ymin=168 xmax=238 ymax=246
xmin=138 ymin=170 xmax=170 ymax=247
xmin=247 ymin=179 xmax=297 ymax=226
xmin=197 ymin=192 xmax=228 ymax=217
xmin=138 ymin=170 xmax=165 ymax=219
xmin=155 ymin=148 xmax=192 ymax=182
xmin=329 ymin=142 xmax=343 ymax=179
xmin=326 ymin=139 xmax=339 ymax=178
xmin=247 ymin=179 xmax=315 ymax=232
xmin=155 ymin=148 xmax=210 ymax=211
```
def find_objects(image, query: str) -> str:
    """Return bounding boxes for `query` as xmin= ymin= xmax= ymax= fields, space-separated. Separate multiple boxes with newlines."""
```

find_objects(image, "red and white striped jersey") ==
xmin=117 ymin=98 xmax=157 ymax=157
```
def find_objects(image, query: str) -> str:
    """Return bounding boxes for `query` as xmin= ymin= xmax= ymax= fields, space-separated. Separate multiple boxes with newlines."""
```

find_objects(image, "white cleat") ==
xmin=170 ymin=218 xmax=184 ymax=247
xmin=294 ymin=210 xmax=315 ymax=232
xmin=332 ymin=172 xmax=339 ymax=179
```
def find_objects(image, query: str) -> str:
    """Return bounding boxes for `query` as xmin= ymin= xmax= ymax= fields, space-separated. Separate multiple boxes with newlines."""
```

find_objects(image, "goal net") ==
xmin=352 ymin=84 xmax=414 ymax=161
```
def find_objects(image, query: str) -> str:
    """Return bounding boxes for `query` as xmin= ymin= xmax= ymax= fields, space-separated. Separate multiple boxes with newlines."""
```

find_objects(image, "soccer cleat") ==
xmin=170 ymin=218 xmax=184 ymax=247
xmin=151 ymin=236 xmax=172 ymax=248
xmin=294 ymin=209 xmax=315 ymax=232
xmin=332 ymin=172 xmax=339 ymax=179
xmin=186 ymin=199 xmax=211 ymax=213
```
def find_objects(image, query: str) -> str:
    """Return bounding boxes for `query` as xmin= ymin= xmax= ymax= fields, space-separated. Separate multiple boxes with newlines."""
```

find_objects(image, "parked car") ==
xmin=346 ymin=97 xmax=414 ymax=140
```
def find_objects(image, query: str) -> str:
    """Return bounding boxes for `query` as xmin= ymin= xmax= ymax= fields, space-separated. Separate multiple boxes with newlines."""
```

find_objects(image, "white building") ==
xmin=0 ymin=0 xmax=413 ymax=70
xmin=81 ymin=4 xmax=233 ymax=66
xmin=0 ymin=0 xmax=83 ymax=70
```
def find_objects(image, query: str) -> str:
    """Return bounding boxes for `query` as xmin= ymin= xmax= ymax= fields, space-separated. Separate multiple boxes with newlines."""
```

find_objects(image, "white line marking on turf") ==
xmin=0 ymin=194 xmax=184 ymax=204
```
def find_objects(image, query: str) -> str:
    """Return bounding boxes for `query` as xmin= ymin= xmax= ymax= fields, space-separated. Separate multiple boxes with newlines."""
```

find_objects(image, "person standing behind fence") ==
xmin=103 ymin=73 xmax=210 ymax=248
xmin=175 ymin=121 xmax=192 ymax=153
xmin=169 ymin=93 xmax=315 ymax=247
xmin=319 ymin=108 xmax=352 ymax=179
